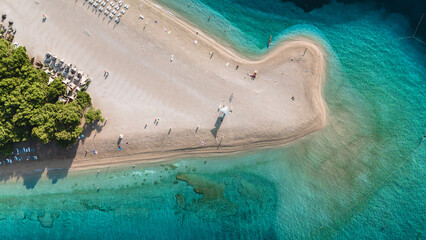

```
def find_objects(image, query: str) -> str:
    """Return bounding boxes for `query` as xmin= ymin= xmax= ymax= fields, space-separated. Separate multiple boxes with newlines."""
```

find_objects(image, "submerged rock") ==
xmin=37 ymin=212 xmax=59 ymax=228
xmin=29 ymin=212 xmax=38 ymax=221
xmin=176 ymin=174 xmax=238 ymax=219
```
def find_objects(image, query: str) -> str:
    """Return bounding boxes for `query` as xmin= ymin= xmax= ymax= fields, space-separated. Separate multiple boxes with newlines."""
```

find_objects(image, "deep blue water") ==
xmin=0 ymin=0 xmax=425 ymax=239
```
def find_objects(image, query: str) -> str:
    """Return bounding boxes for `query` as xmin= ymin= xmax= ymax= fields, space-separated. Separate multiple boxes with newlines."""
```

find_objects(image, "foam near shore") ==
xmin=0 ymin=0 xmax=327 ymax=172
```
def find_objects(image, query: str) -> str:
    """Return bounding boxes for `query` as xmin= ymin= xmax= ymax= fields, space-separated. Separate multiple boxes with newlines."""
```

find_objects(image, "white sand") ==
xmin=0 ymin=0 xmax=327 ymax=170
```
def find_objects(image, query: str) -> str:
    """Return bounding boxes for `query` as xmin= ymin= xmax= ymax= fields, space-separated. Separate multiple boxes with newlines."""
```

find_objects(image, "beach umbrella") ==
xmin=220 ymin=106 xmax=228 ymax=115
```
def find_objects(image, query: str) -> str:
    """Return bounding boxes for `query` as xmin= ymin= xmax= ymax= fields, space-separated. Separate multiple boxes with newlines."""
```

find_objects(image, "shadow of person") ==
xmin=229 ymin=93 xmax=234 ymax=103
xmin=210 ymin=115 xmax=225 ymax=138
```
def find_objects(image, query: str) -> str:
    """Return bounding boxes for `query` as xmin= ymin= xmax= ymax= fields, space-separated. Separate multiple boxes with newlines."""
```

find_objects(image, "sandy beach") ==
xmin=0 ymin=0 xmax=327 ymax=172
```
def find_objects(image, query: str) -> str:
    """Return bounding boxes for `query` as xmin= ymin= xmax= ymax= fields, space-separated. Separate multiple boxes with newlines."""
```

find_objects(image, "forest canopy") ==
xmin=0 ymin=39 xmax=101 ymax=155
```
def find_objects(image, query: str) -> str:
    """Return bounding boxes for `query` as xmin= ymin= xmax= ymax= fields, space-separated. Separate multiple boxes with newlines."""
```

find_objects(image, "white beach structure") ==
xmin=48 ymin=76 xmax=55 ymax=85
xmin=80 ymin=75 xmax=89 ymax=85
xmin=220 ymin=106 xmax=229 ymax=118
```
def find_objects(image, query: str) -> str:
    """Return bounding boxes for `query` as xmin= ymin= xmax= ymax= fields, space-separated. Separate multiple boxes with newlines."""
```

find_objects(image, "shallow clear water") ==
xmin=1 ymin=0 xmax=425 ymax=239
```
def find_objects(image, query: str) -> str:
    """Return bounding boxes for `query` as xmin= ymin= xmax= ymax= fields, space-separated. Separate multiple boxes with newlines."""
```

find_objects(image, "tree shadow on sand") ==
xmin=80 ymin=120 xmax=105 ymax=144
xmin=0 ymin=141 xmax=77 ymax=189
xmin=0 ymin=121 xmax=104 ymax=189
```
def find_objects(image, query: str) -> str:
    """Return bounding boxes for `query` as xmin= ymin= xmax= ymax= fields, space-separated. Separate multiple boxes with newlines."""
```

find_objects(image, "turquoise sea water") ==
xmin=1 ymin=0 xmax=425 ymax=239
